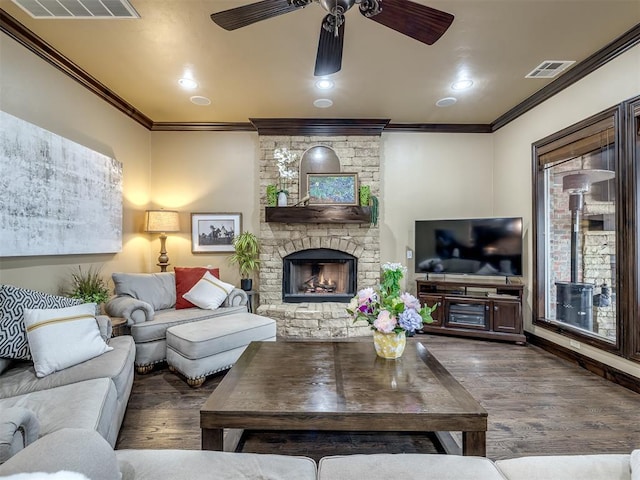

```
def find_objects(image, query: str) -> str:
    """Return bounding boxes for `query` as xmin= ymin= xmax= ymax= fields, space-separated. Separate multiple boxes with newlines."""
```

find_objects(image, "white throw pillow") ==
xmin=182 ymin=271 xmax=235 ymax=310
xmin=24 ymin=303 xmax=113 ymax=378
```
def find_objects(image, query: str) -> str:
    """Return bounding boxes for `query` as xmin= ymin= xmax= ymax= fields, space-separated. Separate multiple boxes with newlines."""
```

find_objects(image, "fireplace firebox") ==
xmin=282 ymin=248 xmax=357 ymax=303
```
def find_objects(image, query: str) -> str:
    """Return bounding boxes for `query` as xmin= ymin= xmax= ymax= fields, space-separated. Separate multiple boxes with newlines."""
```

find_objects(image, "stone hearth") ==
xmin=256 ymin=135 xmax=381 ymax=339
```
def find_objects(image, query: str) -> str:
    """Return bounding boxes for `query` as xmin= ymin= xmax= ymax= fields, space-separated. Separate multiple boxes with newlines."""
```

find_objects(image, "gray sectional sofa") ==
xmin=0 ymin=285 xmax=135 ymax=459
xmin=1 ymin=428 xmax=638 ymax=480
xmin=105 ymin=272 xmax=249 ymax=373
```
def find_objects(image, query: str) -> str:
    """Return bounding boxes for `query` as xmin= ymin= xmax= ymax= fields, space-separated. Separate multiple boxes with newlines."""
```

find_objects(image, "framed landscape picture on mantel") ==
xmin=307 ymin=173 xmax=359 ymax=206
xmin=191 ymin=213 xmax=242 ymax=253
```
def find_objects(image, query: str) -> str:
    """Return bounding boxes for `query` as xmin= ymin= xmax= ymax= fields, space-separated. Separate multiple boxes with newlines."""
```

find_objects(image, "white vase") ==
xmin=277 ymin=191 xmax=288 ymax=207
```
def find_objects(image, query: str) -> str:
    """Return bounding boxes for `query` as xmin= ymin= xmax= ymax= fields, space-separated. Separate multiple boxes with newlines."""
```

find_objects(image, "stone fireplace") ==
xmin=255 ymin=134 xmax=381 ymax=339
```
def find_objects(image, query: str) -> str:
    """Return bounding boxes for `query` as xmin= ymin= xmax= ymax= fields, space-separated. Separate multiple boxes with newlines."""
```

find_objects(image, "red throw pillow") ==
xmin=174 ymin=267 xmax=220 ymax=309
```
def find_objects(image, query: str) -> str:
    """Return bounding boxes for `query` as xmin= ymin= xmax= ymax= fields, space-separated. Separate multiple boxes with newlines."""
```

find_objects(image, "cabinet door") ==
xmin=421 ymin=294 xmax=444 ymax=326
xmin=492 ymin=300 xmax=522 ymax=334
xmin=445 ymin=298 xmax=490 ymax=330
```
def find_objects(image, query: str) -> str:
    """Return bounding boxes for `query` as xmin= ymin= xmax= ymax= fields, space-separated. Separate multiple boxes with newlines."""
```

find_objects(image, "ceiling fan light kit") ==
xmin=211 ymin=0 xmax=454 ymax=76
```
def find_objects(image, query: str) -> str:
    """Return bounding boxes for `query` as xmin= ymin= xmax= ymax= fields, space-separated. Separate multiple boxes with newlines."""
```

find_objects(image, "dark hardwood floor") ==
xmin=116 ymin=335 xmax=640 ymax=461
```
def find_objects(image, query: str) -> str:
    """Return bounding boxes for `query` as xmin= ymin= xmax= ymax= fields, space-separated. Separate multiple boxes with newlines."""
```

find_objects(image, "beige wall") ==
xmin=0 ymin=33 xmax=152 ymax=294
xmin=1 ymin=30 xmax=638 ymax=377
xmin=148 ymin=131 xmax=259 ymax=285
xmin=380 ymin=132 xmax=495 ymax=291
xmin=493 ymin=44 xmax=640 ymax=378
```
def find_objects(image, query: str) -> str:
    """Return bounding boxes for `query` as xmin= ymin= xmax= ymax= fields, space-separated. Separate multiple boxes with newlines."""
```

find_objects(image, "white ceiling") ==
xmin=1 ymin=0 xmax=639 ymax=125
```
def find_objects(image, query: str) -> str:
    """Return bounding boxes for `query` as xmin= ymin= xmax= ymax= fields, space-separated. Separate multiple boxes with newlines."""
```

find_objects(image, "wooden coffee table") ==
xmin=200 ymin=340 xmax=487 ymax=456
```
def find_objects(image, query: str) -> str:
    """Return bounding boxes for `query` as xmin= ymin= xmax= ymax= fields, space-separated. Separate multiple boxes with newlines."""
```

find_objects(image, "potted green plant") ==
xmin=229 ymin=231 xmax=261 ymax=291
xmin=67 ymin=265 xmax=110 ymax=314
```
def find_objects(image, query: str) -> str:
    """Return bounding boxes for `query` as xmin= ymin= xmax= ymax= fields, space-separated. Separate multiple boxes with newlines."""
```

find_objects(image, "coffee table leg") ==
xmin=462 ymin=431 xmax=486 ymax=456
xmin=202 ymin=428 xmax=223 ymax=451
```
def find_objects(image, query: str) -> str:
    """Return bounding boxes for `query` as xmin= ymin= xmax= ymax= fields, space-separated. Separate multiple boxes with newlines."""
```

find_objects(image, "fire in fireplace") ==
xmin=282 ymin=248 xmax=357 ymax=303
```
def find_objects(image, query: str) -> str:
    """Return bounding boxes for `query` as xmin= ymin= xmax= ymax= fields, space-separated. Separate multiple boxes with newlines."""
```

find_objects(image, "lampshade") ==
xmin=145 ymin=210 xmax=180 ymax=233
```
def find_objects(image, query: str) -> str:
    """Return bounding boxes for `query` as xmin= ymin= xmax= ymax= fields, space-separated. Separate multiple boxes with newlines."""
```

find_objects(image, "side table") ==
xmin=110 ymin=317 xmax=128 ymax=337
xmin=245 ymin=290 xmax=258 ymax=313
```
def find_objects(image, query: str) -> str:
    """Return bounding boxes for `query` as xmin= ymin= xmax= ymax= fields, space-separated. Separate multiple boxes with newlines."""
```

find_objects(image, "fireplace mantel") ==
xmin=265 ymin=206 xmax=371 ymax=224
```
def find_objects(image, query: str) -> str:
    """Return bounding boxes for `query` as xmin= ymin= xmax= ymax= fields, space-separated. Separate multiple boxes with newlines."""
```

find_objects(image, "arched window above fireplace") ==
xmin=299 ymin=146 xmax=340 ymax=202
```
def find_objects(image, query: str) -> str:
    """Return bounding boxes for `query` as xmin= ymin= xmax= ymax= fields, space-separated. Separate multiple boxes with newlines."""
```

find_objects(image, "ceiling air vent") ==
xmin=12 ymin=0 xmax=140 ymax=19
xmin=525 ymin=60 xmax=575 ymax=79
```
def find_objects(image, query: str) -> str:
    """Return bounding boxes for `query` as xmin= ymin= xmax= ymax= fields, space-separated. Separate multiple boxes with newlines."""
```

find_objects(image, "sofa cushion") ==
xmin=166 ymin=312 xmax=276 ymax=360
xmin=0 ymin=285 xmax=82 ymax=360
xmin=24 ymin=304 xmax=112 ymax=378
xmin=130 ymin=306 xmax=247 ymax=344
xmin=174 ymin=267 xmax=220 ymax=310
xmin=495 ymin=454 xmax=631 ymax=480
xmin=631 ymin=450 xmax=639 ymax=480
xmin=0 ymin=406 xmax=40 ymax=464
xmin=116 ymin=449 xmax=317 ymax=480
xmin=0 ymin=358 xmax=12 ymax=374
xmin=0 ymin=428 xmax=120 ymax=480
xmin=183 ymin=272 xmax=235 ymax=310
xmin=0 ymin=336 xmax=134 ymax=401
xmin=112 ymin=272 xmax=176 ymax=311
xmin=318 ymin=454 xmax=506 ymax=480
xmin=0 ymin=378 xmax=118 ymax=442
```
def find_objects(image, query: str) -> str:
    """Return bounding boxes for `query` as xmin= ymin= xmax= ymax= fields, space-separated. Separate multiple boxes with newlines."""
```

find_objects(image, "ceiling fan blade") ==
xmin=362 ymin=0 xmax=454 ymax=45
xmin=211 ymin=0 xmax=305 ymax=31
xmin=314 ymin=15 xmax=345 ymax=76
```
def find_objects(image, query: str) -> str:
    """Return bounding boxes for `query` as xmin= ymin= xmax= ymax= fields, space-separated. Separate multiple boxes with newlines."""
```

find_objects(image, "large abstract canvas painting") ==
xmin=0 ymin=111 xmax=123 ymax=256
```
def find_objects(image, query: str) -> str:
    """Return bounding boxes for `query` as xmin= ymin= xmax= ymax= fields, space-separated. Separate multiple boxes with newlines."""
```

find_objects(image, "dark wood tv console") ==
xmin=416 ymin=279 xmax=526 ymax=344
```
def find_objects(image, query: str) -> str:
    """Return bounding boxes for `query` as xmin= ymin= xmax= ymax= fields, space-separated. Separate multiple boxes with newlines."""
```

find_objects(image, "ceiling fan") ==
xmin=210 ymin=0 xmax=454 ymax=76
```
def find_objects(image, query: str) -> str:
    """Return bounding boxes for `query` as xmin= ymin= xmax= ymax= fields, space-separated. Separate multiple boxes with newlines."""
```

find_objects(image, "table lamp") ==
xmin=145 ymin=209 xmax=180 ymax=272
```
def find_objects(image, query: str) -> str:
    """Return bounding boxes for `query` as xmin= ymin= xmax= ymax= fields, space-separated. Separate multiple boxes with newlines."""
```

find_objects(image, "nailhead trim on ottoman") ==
xmin=166 ymin=312 xmax=276 ymax=387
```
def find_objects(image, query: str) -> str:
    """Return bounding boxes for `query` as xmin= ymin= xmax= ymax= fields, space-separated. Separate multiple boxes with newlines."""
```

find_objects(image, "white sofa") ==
xmin=0 ymin=429 xmax=637 ymax=480
xmin=317 ymin=452 xmax=637 ymax=480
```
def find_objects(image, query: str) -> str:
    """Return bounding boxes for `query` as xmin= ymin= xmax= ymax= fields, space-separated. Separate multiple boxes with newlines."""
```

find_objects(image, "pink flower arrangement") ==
xmin=347 ymin=262 xmax=436 ymax=335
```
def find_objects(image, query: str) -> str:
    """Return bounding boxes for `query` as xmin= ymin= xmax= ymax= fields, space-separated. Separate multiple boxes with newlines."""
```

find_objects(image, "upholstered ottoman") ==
xmin=166 ymin=312 xmax=276 ymax=387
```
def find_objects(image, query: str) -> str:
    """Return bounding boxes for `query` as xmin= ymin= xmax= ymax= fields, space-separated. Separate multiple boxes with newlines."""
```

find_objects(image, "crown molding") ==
xmin=249 ymin=118 xmax=390 ymax=136
xmin=0 ymin=8 xmax=154 ymax=130
xmin=2 ymin=8 xmax=638 ymax=134
xmin=151 ymin=122 xmax=255 ymax=132
xmin=491 ymin=23 xmax=640 ymax=132
xmin=385 ymin=123 xmax=492 ymax=133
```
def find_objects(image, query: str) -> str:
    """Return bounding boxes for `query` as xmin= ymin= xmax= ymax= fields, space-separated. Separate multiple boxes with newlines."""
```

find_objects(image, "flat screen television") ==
xmin=415 ymin=217 xmax=523 ymax=276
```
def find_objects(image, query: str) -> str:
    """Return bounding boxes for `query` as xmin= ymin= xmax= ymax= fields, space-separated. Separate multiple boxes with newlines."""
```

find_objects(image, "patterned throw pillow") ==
xmin=0 ymin=285 xmax=83 ymax=360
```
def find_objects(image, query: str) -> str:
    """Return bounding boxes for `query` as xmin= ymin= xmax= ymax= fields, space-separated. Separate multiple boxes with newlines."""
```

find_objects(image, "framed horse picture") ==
xmin=191 ymin=212 xmax=242 ymax=253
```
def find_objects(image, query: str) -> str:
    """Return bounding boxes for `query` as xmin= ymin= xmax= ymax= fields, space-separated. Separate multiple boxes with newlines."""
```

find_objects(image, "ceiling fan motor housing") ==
xmin=318 ymin=0 xmax=356 ymax=14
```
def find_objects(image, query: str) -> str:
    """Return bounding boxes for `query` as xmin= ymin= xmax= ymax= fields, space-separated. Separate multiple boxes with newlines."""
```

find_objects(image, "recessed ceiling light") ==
xmin=315 ymin=79 xmax=335 ymax=90
xmin=436 ymin=97 xmax=457 ymax=107
xmin=179 ymin=78 xmax=198 ymax=90
xmin=190 ymin=96 xmax=211 ymax=106
xmin=451 ymin=79 xmax=473 ymax=90
xmin=314 ymin=98 xmax=333 ymax=108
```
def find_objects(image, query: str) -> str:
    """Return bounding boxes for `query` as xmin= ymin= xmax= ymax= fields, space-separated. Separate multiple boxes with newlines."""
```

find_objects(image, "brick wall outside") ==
xmin=547 ymin=155 xmax=616 ymax=340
